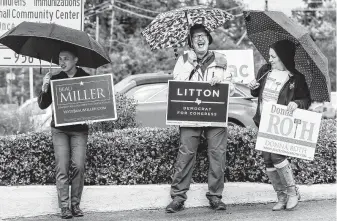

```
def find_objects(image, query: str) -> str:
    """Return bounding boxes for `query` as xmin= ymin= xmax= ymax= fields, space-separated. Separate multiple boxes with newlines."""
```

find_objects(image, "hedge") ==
xmin=0 ymin=120 xmax=335 ymax=186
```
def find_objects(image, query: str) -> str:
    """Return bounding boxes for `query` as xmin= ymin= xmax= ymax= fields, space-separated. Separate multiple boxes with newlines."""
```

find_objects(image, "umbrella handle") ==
xmin=257 ymin=70 xmax=271 ymax=82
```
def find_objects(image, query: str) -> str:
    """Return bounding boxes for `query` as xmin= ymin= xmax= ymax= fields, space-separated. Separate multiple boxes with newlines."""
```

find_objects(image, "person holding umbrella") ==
xmin=165 ymin=23 xmax=235 ymax=213
xmin=0 ymin=21 xmax=111 ymax=219
xmin=248 ymin=39 xmax=311 ymax=211
xmin=38 ymin=45 xmax=90 ymax=219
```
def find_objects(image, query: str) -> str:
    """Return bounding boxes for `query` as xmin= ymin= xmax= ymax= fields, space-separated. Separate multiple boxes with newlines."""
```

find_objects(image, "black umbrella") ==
xmin=0 ymin=21 xmax=111 ymax=69
xmin=244 ymin=10 xmax=331 ymax=102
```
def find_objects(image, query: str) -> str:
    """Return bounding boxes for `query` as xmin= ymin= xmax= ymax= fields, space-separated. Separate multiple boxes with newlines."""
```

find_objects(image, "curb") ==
xmin=0 ymin=183 xmax=335 ymax=219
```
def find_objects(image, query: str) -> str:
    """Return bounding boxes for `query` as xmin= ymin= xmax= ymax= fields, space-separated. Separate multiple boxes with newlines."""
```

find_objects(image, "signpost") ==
xmin=50 ymin=74 xmax=117 ymax=126
xmin=255 ymin=103 xmax=322 ymax=161
xmin=166 ymin=80 xmax=229 ymax=127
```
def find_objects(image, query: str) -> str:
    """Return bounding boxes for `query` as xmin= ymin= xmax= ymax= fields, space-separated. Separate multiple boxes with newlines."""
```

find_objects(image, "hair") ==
xmin=59 ymin=44 xmax=78 ymax=58
xmin=187 ymin=24 xmax=213 ymax=48
xmin=270 ymin=40 xmax=296 ymax=72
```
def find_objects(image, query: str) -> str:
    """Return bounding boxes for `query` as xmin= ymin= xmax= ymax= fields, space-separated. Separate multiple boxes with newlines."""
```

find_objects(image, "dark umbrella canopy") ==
xmin=244 ymin=10 xmax=331 ymax=102
xmin=0 ymin=22 xmax=111 ymax=68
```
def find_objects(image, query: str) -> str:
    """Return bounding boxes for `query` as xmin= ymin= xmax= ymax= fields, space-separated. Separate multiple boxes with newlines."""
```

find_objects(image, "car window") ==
xmin=125 ymin=83 xmax=168 ymax=102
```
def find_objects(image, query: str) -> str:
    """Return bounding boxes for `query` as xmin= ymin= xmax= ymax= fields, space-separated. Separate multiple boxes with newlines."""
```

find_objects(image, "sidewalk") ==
xmin=0 ymin=183 xmax=335 ymax=220
xmin=5 ymin=200 xmax=336 ymax=221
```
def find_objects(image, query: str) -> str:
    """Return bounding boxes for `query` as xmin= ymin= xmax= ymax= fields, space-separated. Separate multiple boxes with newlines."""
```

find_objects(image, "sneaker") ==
xmin=61 ymin=207 xmax=73 ymax=219
xmin=165 ymin=200 xmax=184 ymax=213
xmin=209 ymin=197 xmax=226 ymax=210
xmin=71 ymin=205 xmax=84 ymax=217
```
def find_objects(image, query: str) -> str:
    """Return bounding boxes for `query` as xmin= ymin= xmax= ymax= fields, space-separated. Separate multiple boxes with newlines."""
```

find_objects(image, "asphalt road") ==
xmin=5 ymin=200 xmax=336 ymax=221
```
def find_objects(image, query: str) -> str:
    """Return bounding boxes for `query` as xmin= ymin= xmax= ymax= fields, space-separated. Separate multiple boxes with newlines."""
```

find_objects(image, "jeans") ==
xmin=170 ymin=127 xmax=228 ymax=202
xmin=51 ymin=127 xmax=88 ymax=208
xmin=263 ymin=151 xmax=287 ymax=168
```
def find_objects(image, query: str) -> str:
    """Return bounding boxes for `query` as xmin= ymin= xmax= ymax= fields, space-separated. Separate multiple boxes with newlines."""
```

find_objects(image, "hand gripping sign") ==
xmin=51 ymin=74 xmax=117 ymax=126
xmin=255 ymin=103 xmax=322 ymax=161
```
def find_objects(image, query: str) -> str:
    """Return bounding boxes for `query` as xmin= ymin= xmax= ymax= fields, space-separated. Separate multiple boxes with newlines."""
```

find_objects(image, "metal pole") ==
xmin=95 ymin=15 xmax=100 ymax=75
xmin=96 ymin=15 xmax=100 ymax=41
xmin=109 ymin=0 xmax=115 ymax=54
xmin=265 ymin=0 xmax=268 ymax=11
xmin=29 ymin=67 xmax=34 ymax=100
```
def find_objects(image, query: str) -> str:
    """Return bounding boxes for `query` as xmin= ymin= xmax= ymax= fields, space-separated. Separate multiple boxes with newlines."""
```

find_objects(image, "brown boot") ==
xmin=276 ymin=163 xmax=300 ymax=211
xmin=266 ymin=169 xmax=287 ymax=211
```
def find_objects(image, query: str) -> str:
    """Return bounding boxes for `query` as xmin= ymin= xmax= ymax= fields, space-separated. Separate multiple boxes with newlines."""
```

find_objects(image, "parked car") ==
xmin=115 ymin=72 xmax=258 ymax=128
xmin=21 ymin=72 xmax=258 ymax=132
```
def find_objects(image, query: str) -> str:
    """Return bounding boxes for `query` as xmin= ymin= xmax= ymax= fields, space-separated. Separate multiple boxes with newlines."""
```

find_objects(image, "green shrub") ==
xmin=0 ymin=120 xmax=335 ymax=186
xmin=89 ymin=93 xmax=138 ymax=133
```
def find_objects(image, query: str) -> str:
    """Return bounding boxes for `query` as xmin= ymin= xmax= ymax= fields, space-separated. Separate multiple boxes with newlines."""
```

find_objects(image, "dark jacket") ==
xmin=251 ymin=64 xmax=311 ymax=126
xmin=38 ymin=67 xmax=90 ymax=131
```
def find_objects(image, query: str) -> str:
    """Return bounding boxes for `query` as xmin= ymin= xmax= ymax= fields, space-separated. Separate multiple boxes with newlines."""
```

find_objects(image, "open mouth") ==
xmin=197 ymin=42 xmax=205 ymax=48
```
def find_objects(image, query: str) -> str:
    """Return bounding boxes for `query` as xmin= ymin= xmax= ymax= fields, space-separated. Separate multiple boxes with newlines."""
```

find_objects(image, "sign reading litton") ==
xmin=51 ymin=74 xmax=117 ymax=127
xmin=0 ymin=0 xmax=83 ymax=66
xmin=256 ymin=103 xmax=322 ymax=161
xmin=166 ymin=80 xmax=229 ymax=127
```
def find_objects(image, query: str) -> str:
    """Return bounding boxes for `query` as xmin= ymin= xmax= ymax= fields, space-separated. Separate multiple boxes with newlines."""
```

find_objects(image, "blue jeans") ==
xmin=51 ymin=127 xmax=88 ymax=208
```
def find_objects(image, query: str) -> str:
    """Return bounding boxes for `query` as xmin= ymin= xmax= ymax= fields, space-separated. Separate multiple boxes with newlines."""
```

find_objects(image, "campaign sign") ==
xmin=166 ymin=80 xmax=229 ymax=127
xmin=51 ymin=74 xmax=117 ymax=126
xmin=256 ymin=103 xmax=322 ymax=161
xmin=215 ymin=50 xmax=255 ymax=84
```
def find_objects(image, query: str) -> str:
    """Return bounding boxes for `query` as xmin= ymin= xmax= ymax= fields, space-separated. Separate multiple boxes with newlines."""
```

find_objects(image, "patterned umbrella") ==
xmin=244 ymin=10 xmax=331 ymax=102
xmin=142 ymin=5 xmax=233 ymax=51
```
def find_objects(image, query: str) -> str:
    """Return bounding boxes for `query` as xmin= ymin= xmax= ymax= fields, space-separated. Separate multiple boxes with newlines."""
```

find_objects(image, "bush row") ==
xmin=0 ymin=120 xmax=335 ymax=185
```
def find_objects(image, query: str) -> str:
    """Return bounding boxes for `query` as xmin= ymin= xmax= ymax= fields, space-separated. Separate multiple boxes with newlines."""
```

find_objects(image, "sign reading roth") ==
xmin=166 ymin=80 xmax=229 ymax=127
xmin=51 ymin=74 xmax=117 ymax=127
xmin=256 ymin=103 xmax=322 ymax=161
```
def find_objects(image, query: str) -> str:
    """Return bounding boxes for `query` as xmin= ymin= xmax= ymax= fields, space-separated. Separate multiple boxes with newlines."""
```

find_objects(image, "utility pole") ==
xmin=265 ymin=0 xmax=268 ymax=11
xmin=109 ymin=0 xmax=115 ymax=54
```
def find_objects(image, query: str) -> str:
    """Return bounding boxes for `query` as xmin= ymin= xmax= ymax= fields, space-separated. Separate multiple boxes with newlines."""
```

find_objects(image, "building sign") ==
xmin=51 ymin=74 xmax=117 ymax=126
xmin=166 ymin=80 xmax=229 ymax=127
xmin=255 ymin=103 xmax=322 ymax=161
xmin=0 ymin=0 xmax=84 ymax=66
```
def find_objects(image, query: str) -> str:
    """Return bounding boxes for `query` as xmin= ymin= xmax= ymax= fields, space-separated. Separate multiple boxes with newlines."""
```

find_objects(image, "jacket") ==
xmin=251 ymin=64 xmax=311 ymax=126
xmin=38 ymin=67 xmax=90 ymax=131
xmin=173 ymin=51 xmax=234 ymax=93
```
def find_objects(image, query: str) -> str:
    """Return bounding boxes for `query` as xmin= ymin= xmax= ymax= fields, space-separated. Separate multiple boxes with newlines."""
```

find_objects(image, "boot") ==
xmin=276 ymin=163 xmax=301 ymax=211
xmin=266 ymin=169 xmax=287 ymax=211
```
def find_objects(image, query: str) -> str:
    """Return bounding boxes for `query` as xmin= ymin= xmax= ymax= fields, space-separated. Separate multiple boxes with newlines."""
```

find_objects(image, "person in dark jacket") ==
xmin=38 ymin=45 xmax=90 ymax=219
xmin=248 ymin=40 xmax=311 ymax=211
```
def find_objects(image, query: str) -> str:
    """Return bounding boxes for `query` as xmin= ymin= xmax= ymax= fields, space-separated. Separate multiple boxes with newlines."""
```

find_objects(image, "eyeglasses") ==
xmin=192 ymin=34 xmax=208 ymax=40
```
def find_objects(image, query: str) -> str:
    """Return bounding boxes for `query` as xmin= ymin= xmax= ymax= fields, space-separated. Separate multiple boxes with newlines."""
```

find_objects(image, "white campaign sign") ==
xmin=215 ymin=50 xmax=255 ymax=84
xmin=0 ymin=0 xmax=84 ymax=67
xmin=255 ymin=103 xmax=322 ymax=161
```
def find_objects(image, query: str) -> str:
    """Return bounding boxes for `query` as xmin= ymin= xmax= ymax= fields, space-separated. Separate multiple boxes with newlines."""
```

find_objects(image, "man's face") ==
xmin=59 ymin=51 xmax=78 ymax=72
xmin=191 ymin=28 xmax=209 ymax=55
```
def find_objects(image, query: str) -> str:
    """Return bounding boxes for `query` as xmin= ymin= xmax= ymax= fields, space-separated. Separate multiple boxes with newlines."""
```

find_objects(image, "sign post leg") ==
xmin=29 ymin=67 xmax=34 ymax=100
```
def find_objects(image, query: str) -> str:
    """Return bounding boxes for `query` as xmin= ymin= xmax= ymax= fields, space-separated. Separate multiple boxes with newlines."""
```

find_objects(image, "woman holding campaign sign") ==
xmin=248 ymin=40 xmax=311 ymax=211
xmin=38 ymin=45 xmax=90 ymax=219
xmin=165 ymin=23 xmax=235 ymax=213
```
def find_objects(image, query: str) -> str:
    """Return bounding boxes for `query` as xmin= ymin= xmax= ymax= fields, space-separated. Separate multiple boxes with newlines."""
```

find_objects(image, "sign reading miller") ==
xmin=166 ymin=80 xmax=229 ymax=127
xmin=51 ymin=74 xmax=117 ymax=126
